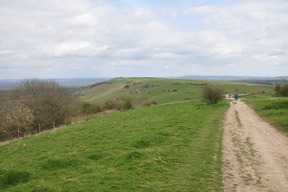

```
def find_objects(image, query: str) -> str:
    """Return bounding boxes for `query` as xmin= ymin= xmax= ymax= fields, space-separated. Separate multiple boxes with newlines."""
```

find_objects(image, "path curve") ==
xmin=222 ymin=99 xmax=288 ymax=192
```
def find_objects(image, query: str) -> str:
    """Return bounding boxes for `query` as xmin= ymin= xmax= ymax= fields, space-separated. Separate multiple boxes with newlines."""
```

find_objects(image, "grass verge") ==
xmin=243 ymin=95 xmax=288 ymax=132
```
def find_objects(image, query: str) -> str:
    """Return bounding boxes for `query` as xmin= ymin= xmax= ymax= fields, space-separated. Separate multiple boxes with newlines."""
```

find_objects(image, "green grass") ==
xmin=243 ymin=95 xmax=288 ymax=132
xmin=0 ymin=78 xmax=274 ymax=191
xmin=0 ymin=100 xmax=228 ymax=192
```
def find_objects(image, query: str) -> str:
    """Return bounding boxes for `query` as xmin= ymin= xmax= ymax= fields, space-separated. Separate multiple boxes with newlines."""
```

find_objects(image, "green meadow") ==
xmin=0 ymin=78 xmax=275 ymax=192
xmin=0 ymin=100 xmax=228 ymax=192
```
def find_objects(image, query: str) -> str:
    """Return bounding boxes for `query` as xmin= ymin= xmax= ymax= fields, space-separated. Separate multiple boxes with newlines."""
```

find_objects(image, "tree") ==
xmin=274 ymin=84 xmax=281 ymax=95
xmin=274 ymin=84 xmax=288 ymax=96
xmin=280 ymin=84 xmax=288 ymax=96
xmin=0 ymin=94 xmax=34 ymax=141
xmin=202 ymin=85 xmax=224 ymax=104
xmin=13 ymin=79 xmax=80 ymax=131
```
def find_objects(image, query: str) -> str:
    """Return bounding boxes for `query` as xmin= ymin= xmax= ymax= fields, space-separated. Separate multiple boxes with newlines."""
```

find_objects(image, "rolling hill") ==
xmin=75 ymin=77 xmax=273 ymax=107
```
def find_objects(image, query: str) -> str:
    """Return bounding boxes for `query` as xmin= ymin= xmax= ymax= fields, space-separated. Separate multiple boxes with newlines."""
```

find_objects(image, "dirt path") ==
xmin=222 ymin=99 xmax=288 ymax=192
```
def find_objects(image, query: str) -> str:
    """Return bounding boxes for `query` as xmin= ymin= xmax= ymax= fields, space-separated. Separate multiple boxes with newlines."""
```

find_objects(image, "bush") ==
xmin=123 ymin=99 xmax=133 ymax=110
xmin=202 ymin=85 xmax=224 ymax=104
xmin=82 ymin=102 xmax=103 ymax=115
xmin=274 ymin=84 xmax=288 ymax=96
xmin=104 ymin=97 xmax=133 ymax=111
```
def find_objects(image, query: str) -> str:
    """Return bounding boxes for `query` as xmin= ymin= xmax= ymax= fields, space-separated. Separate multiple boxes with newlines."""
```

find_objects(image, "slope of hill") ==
xmin=0 ymin=100 xmax=228 ymax=192
xmin=75 ymin=78 xmax=207 ymax=106
xmin=75 ymin=77 xmax=273 ymax=107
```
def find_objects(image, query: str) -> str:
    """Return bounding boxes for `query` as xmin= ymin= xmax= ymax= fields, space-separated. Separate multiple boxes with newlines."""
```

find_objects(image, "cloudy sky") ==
xmin=1 ymin=0 xmax=288 ymax=79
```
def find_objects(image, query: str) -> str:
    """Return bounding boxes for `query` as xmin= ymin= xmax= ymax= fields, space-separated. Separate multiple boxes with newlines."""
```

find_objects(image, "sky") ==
xmin=1 ymin=0 xmax=288 ymax=79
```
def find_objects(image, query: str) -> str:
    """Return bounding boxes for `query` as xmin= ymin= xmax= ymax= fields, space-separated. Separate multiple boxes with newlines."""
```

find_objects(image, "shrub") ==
xmin=82 ymin=102 xmax=103 ymax=115
xmin=274 ymin=84 xmax=281 ymax=94
xmin=123 ymin=99 xmax=133 ymax=110
xmin=280 ymin=84 xmax=288 ymax=96
xmin=104 ymin=97 xmax=133 ymax=111
xmin=274 ymin=84 xmax=288 ymax=96
xmin=202 ymin=85 xmax=224 ymax=104
xmin=82 ymin=102 xmax=94 ymax=114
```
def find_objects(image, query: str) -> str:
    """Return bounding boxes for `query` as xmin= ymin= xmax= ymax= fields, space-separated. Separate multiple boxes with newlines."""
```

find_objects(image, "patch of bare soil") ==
xmin=222 ymin=99 xmax=288 ymax=192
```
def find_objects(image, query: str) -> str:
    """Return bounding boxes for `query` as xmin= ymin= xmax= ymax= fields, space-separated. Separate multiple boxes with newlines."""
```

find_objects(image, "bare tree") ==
xmin=0 ymin=94 xmax=34 ymax=141
xmin=13 ymin=79 xmax=80 ymax=132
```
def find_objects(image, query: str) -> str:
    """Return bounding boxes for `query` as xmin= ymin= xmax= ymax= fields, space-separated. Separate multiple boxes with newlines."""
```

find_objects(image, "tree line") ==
xmin=0 ymin=79 xmax=80 ymax=141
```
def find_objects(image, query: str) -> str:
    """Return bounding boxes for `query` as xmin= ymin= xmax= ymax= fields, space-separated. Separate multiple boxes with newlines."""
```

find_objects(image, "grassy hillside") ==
xmin=0 ymin=100 xmax=228 ymax=192
xmin=243 ymin=95 xmax=288 ymax=132
xmin=75 ymin=77 xmax=272 ymax=107
xmin=75 ymin=78 xmax=205 ymax=106
xmin=0 ymin=78 xmax=275 ymax=191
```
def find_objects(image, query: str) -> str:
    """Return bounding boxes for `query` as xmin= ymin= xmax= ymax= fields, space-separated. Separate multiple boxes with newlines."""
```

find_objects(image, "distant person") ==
xmin=235 ymin=93 xmax=239 ymax=100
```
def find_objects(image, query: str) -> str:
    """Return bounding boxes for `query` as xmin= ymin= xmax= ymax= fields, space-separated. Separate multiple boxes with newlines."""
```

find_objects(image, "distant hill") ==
xmin=176 ymin=75 xmax=288 ymax=85
xmin=232 ymin=76 xmax=288 ymax=85
xmin=177 ymin=75 xmax=274 ymax=81
xmin=0 ymin=78 xmax=110 ymax=92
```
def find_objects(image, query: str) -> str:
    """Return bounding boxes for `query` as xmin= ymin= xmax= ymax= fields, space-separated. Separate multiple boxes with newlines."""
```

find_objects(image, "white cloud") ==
xmin=0 ymin=0 xmax=288 ymax=78
xmin=42 ymin=41 xmax=90 ymax=57
xmin=70 ymin=13 xmax=98 ymax=26
xmin=152 ymin=53 xmax=181 ymax=59
xmin=0 ymin=50 xmax=14 ymax=55
xmin=35 ymin=41 xmax=109 ymax=57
